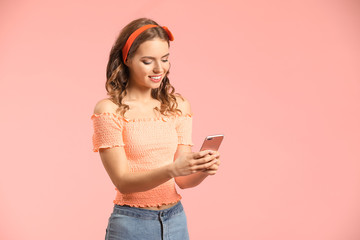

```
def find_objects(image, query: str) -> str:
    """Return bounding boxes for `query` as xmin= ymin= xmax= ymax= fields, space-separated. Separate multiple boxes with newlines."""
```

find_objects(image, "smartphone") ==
xmin=199 ymin=134 xmax=224 ymax=152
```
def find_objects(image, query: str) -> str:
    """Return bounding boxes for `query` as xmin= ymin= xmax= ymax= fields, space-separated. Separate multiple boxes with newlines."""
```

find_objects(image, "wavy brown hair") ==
xmin=105 ymin=17 xmax=185 ymax=118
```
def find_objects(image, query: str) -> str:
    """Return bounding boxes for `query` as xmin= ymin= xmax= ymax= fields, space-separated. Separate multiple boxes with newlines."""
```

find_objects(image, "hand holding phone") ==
xmin=199 ymin=134 xmax=223 ymax=174
xmin=172 ymin=135 xmax=223 ymax=177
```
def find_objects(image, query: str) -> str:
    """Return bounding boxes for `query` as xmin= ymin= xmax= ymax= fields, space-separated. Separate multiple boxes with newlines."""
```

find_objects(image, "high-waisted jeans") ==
xmin=105 ymin=201 xmax=190 ymax=240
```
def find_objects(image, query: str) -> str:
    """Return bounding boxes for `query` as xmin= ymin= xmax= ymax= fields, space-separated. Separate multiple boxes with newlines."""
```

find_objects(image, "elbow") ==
xmin=177 ymin=180 xmax=200 ymax=189
xmin=115 ymin=183 xmax=133 ymax=194
xmin=175 ymin=178 xmax=193 ymax=189
xmin=180 ymin=184 xmax=196 ymax=189
xmin=116 ymin=186 xmax=127 ymax=194
xmin=115 ymin=178 xmax=133 ymax=194
xmin=179 ymin=184 xmax=196 ymax=189
xmin=178 ymin=184 xmax=186 ymax=189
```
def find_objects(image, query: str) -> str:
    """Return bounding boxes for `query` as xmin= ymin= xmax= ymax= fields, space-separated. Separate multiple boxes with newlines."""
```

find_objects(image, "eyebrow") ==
xmin=141 ymin=53 xmax=170 ymax=59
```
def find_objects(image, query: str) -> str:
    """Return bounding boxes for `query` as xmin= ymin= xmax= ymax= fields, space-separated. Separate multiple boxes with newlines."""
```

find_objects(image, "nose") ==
xmin=153 ymin=60 xmax=163 ymax=73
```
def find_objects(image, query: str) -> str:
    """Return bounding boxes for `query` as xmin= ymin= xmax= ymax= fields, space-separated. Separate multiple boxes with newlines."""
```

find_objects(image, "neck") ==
xmin=125 ymin=84 xmax=154 ymax=103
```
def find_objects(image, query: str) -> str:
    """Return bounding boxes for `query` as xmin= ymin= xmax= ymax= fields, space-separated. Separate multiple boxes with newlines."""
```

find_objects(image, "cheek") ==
xmin=134 ymin=65 xmax=150 ymax=76
xmin=163 ymin=62 xmax=170 ymax=72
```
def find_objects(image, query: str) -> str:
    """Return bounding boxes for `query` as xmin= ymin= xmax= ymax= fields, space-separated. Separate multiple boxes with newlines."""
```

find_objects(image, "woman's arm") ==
xmin=99 ymin=146 xmax=174 ymax=194
xmin=175 ymin=169 xmax=209 ymax=189
xmin=99 ymin=144 xmax=217 ymax=194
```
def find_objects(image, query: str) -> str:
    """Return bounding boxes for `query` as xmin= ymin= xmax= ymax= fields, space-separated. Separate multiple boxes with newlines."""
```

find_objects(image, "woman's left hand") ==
xmin=202 ymin=151 xmax=221 ymax=175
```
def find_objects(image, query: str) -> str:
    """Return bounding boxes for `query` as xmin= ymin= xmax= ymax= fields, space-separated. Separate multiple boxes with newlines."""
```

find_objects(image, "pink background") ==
xmin=1 ymin=0 xmax=360 ymax=239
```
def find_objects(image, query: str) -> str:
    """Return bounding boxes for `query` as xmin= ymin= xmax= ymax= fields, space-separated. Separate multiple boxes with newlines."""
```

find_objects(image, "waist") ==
xmin=113 ymin=200 xmax=184 ymax=219
xmin=123 ymin=200 xmax=180 ymax=210
xmin=113 ymin=178 xmax=182 ymax=208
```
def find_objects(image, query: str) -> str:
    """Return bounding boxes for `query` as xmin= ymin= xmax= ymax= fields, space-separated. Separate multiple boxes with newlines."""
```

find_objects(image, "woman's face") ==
xmin=125 ymin=38 xmax=170 ymax=89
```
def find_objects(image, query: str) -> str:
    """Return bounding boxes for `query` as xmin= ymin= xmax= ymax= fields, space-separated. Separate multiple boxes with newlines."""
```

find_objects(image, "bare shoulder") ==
xmin=93 ymin=98 xmax=118 ymax=114
xmin=175 ymin=95 xmax=192 ymax=115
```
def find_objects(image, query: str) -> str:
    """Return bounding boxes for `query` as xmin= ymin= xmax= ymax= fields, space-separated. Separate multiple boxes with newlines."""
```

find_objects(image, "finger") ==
xmin=205 ymin=162 xmax=219 ymax=170
xmin=203 ymin=170 xmax=217 ymax=175
xmin=192 ymin=154 xmax=214 ymax=165
xmin=208 ymin=151 xmax=218 ymax=155
xmin=204 ymin=160 xmax=220 ymax=171
xmin=198 ymin=155 xmax=218 ymax=165
xmin=207 ymin=151 xmax=220 ymax=159
xmin=193 ymin=162 xmax=212 ymax=171
xmin=195 ymin=150 xmax=214 ymax=159
xmin=195 ymin=158 xmax=218 ymax=170
xmin=213 ymin=160 xmax=221 ymax=166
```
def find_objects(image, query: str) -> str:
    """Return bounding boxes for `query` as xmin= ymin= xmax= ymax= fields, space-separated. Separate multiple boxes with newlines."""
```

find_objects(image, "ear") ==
xmin=124 ymin=58 xmax=131 ymax=67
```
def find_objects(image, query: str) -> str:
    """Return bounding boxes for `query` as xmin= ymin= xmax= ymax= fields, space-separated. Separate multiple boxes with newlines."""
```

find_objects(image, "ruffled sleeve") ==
xmin=90 ymin=112 xmax=125 ymax=152
xmin=175 ymin=113 xmax=194 ymax=146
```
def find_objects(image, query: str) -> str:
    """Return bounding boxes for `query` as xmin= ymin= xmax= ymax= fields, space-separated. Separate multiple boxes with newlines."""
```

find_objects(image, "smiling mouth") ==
xmin=149 ymin=75 xmax=162 ymax=80
xmin=149 ymin=74 xmax=162 ymax=77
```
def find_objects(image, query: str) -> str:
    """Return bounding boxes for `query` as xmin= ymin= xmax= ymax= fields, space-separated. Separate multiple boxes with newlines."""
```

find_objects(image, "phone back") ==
xmin=200 ymin=135 xmax=224 ymax=151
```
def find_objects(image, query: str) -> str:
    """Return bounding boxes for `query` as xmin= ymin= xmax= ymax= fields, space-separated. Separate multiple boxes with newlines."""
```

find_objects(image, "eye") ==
xmin=142 ymin=59 xmax=169 ymax=65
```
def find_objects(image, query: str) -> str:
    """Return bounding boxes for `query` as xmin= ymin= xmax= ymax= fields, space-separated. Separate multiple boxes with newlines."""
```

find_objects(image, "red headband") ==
xmin=122 ymin=24 xmax=174 ymax=63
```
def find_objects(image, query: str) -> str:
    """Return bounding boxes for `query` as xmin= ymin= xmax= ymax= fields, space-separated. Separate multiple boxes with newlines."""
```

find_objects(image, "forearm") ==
xmin=117 ymin=164 xmax=174 ymax=194
xmin=175 ymin=171 xmax=209 ymax=189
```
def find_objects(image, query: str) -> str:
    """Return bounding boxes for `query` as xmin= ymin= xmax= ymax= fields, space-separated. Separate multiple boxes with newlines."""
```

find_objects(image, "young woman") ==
xmin=91 ymin=18 xmax=221 ymax=240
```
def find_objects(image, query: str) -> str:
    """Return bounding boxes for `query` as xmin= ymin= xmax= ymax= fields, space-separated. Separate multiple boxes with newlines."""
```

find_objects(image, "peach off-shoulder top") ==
xmin=90 ymin=112 xmax=194 ymax=207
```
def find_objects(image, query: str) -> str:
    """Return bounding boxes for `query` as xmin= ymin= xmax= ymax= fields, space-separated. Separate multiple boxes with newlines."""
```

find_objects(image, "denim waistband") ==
xmin=112 ymin=201 xmax=184 ymax=220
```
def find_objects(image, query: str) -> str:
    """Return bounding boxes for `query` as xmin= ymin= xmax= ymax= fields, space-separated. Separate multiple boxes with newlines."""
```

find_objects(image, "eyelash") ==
xmin=143 ymin=60 xmax=169 ymax=65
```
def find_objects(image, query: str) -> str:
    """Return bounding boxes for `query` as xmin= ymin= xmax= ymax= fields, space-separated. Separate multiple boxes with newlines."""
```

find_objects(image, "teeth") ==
xmin=151 ymin=76 xmax=161 ymax=79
